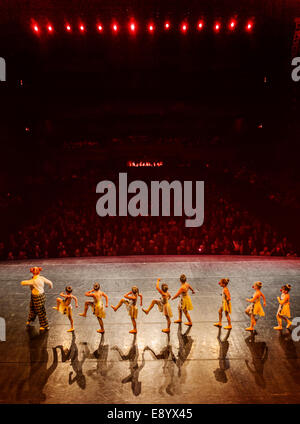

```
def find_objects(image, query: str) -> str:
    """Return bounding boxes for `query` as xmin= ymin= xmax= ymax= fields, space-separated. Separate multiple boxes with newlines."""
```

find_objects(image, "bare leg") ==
xmin=246 ymin=315 xmax=256 ymax=331
xmin=175 ymin=308 xmax=182 ymax=323
xmin=97 ymin=317 xmax=104 ymax=333
xmin=67 ymin=310 xmax=74 ymax=332
xmin=53 ymin=298 xmax=62 ymax=310
xmin=129 ymin=317 xmax=137 ymax=334
xmin=183 ymin=308 xmax=192 ymax=326
xmin=79 ymin=301 xmax=92 ymax=317
xmin=142 ymin=299 xmax=159 ymax=314
xmin=162 ymin=316 xmax=171 ymax=333
xmin=214 ymin=307 xmax=223 ymax=327
xmin=224 ymin=312 xmax=232 ymax=329
xmin=274 ymin=314 xmax=283 ymax=330
xmin=280 ymin=315 xmax=292 ymax=328
xmin=111 ymin=298 xmax=126 ymax=311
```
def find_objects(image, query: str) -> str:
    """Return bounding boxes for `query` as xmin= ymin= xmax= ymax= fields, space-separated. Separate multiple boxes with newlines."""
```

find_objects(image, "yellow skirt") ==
xmin=58 ymin=302 xmax=71 ymax=317
xmin=278 ymin=303 xmax=291 ymax=318
xmin=93 ymin=301 xmax=106 ymax=319
xmin=222 ymin=299 xmax=232 ymax=314
xmin=126 ymin=302 xmax=138 ymax=319
xmin=180 ymin=295 xmax=193 ymax=311
xmin=253 ymin=302 xmax=265 ymax=317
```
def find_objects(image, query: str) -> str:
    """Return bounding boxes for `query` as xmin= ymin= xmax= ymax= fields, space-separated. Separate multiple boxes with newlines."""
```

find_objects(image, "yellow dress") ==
xmin=222 ymin=288 xmax=232 ymax=314
xmin=253 ymin=298 xmax=265 ymax=317
xmin=278 ymin=294 xmax=291 ymax=318
xmin=180 ymin=291 xmax=193 ymax=311
xmin=93 ymin=299 xmax=106 ymax=319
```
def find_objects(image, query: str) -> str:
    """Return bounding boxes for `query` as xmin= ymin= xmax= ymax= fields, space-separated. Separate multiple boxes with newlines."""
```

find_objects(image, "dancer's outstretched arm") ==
xmin=102 ymin=292 xmax=109 ymax=307
xmin=20 ymin=278 xmax=33 ymax=286
xmin=188 ymin=284 xmax=195 ymax=294
xmin=172 ymin=287 xmax=183 ymax=300
xmin=72 ymin=295 xmax=79 ymax=308
xmin=156 ymin=278 xmax=163 ymax=295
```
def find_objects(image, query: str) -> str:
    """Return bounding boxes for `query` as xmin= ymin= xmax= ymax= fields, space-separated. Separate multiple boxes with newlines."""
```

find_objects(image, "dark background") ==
xmin=0 ymin=0 xmax=299 ymax=257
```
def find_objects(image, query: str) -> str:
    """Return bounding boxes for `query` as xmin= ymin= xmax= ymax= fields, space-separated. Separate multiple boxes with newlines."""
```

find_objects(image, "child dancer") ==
xmin=21 ymin=266 xmax=53 ymax=331
xmin=142 ymin=278 xmax=173 ymax=333
xmin=274 ymin=284 xmax=292 ymax=330
xmin=245 ymin=281 xmax=266 ymax=331
xmin=214 ymin=278 xmax=232 ymax=329
xmin=53 ymin=285 xmax=78 ymax=332
xmin=111 ymin=286 xmax=143 ymax=334
xmin=172 ymin=274 xmax=195 ymax=326
xmin=79 ymin=282 xmax=108 ymax=333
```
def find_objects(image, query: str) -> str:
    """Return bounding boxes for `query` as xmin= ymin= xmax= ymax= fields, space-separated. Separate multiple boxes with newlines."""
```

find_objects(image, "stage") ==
xmin=0 ymin=255 xmax=299 ymax=404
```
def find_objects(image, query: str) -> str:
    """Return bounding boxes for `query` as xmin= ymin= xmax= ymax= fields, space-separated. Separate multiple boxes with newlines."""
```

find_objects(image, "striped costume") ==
xmin=28 ymin=293 xmax=49 ymax=329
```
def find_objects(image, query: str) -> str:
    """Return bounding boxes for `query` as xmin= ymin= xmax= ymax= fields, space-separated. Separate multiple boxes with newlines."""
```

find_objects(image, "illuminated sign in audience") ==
xmin=127 ymin=161 xmax=163 ymax=167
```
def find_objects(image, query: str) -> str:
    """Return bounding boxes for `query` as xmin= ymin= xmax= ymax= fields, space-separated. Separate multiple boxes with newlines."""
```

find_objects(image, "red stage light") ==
xmin=181 ymin=23 xmax=188 ymax=32
xmin=165 ymin=22 xmax=170 ymax=30
xmin=97 ymin=24 xmax=103 ymax=32
xmin=47 ymin=25 xmax=53 ymax=32
xmin=246 ymin=21 xmax=253 ymax=31
xmin=66 ymin=24 xmax=71 ymax=32
xmin=214 ymin=22 xmax=221 ymax=32
xmin=197 ymin=21 xmax=204 ymax=30
xmin=148 ymin=23 xmax=154 ymax=32
xmin=113 ymin=23 xmax=118 ymax=32
xmin=79 ymin=24 xmax=85 ymax=32
xmin=229 ymin=20 xmax=236 ymax=30
xmin=33 ymin=24 xmax=39 ymax=33
xmin=130 ymin=22 xmax=136 ymax=32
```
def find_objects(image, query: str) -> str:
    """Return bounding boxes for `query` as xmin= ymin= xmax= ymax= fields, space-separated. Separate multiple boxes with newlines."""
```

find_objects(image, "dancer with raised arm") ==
xmin=142 ymin=278 xmax=173 ymax=333
xmin=79 ymin=282 xmax=108 ymax=333
xmin=53 ymin=285 xmax=78 ymax=332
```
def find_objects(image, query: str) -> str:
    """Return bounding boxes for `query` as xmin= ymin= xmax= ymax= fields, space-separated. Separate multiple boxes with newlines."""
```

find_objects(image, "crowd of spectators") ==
xmin=0 ymin=190 xmax=297 ymax=260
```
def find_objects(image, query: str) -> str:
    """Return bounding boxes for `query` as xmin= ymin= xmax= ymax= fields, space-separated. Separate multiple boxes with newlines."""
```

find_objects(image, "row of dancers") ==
xmin=21 ymin=267 xmax=293 ymax=334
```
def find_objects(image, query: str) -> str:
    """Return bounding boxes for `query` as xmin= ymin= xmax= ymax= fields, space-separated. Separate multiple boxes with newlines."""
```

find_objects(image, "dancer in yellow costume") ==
xmin=111 ymin=286 xmax=143 ymax=334
xmin=214 ymin=278 xmax=232 ymax=329
xmin=53 ymin=285 xmax=78 ymax=332
xmin=142 ymin=278 xmax=173 ymax=333
xmin=274 ymin=284 xmax=292 ymax=330
xmin=79 ymin=283 xmax=108 ymax=333
xmin=172 ymin=274 xmax=195 ymax=326
xmin=245 ymin=281 xmax=266 ymax=331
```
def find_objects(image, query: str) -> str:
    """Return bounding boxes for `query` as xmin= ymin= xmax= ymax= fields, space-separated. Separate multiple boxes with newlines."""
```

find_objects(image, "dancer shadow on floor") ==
xmin=144 ymin=333 xmax=177 ymax=396
xmin=85 ymin=333 xmax=110 ymax=379
xmin=214 ymin=327 xmax=231 ymax=384
xmin=245 ymin=332 xmax=268 ymax=389
xmin=17 ymin=326 xmax=58 ymax=403
xmin=112 ymin=334 xmax=145 ymax=396
xmin=278 ymin=331 xmax=300 ymax=385
xmin=176 ymin=324 xmax=194 ymax=380
xmin=53 ymin=332 xmax=87 ymax=390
